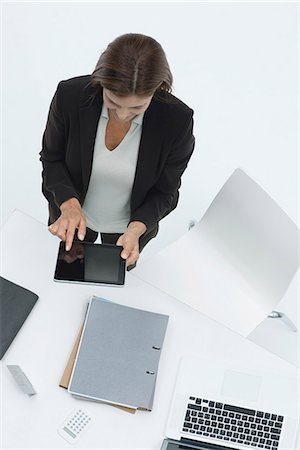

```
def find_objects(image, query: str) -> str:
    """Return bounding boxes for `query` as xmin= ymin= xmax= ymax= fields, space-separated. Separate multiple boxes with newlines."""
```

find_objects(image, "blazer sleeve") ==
xmin=130 ymin=110 xmax=195 ymax=231
xmin=39 ymin=83 xmax=80 ymax=210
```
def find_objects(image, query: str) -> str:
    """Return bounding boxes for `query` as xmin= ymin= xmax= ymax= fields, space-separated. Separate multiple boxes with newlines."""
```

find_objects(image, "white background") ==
xmin=1 ymin=1 xmax=299 ymax=261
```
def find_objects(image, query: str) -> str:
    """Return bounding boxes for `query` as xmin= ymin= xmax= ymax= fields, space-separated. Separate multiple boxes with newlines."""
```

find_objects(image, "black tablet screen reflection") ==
xmin=55 ymin=241 xmax=124 ymax=284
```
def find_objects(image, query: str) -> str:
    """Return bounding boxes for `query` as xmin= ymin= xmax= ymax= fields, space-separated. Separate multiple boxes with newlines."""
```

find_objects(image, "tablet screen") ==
xmin=54 ymin=241 xmax=126 ymax=285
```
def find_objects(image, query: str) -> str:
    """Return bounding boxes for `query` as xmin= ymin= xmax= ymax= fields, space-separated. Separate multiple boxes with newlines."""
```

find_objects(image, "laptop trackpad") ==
xmin=221 ymin=370 xmax=262 ymax=402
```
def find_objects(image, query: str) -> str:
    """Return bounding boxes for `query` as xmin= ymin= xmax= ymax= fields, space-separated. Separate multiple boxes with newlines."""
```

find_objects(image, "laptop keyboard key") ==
xmin=188 ymin=404 xmax=201 ymax=411
xmin=271 ymin=434 xmax=280 ymax=441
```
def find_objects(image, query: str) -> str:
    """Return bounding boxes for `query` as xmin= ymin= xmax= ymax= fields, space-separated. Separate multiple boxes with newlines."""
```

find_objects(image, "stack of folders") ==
xmin=66 ymin=296 xmax=169 ymax=412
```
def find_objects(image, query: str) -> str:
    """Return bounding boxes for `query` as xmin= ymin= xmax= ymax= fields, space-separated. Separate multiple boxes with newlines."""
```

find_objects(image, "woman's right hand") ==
xmin=48 ymin=198 xmax=86 ymax=250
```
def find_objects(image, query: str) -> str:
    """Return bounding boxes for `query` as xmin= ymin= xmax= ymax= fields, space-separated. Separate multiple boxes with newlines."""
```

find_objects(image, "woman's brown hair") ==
xmin=90 ymin=33 xmax=173 ymax=98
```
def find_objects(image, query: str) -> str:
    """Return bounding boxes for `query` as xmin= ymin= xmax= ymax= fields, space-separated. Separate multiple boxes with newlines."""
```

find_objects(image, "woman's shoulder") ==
xmin=155 ymin=91 xmax=193 ymax=114
xmin=55 ymin=75 xmax=98 ymax=108
xmin=58 ymin=74 xmax=91 ymax=90
xmin=152 ymin=91 xmax=194 ymax=121
xmin=57 ymin=75 xmax=93 ymax=96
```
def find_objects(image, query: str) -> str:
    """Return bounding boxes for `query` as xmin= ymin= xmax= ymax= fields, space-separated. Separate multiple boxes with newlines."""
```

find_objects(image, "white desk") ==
xmin=1 ymin=210 xmax=298 ymax=449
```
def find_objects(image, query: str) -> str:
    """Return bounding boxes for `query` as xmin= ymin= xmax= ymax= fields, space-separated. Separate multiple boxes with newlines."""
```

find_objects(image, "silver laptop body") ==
xmin=165 ymin=356 xmax=299 ymax=450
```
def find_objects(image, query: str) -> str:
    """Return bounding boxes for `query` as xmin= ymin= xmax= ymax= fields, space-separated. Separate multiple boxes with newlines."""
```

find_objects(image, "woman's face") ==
xmin=103 ymin=88 xmax=153 ymax=123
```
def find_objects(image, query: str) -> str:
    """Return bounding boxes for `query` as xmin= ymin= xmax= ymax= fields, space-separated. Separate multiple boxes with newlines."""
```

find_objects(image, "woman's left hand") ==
xmin=116 ymin=221 xmax=147 ymax=267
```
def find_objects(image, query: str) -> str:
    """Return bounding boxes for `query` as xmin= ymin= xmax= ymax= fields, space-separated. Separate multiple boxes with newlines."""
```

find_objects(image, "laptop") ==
xmin=162 ymin=356 xmax=299 ymax=450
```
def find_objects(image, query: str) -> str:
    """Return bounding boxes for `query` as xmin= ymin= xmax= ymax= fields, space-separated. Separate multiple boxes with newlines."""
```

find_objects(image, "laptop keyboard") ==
xmin=182 ymin=397 xmax=284 ymax=450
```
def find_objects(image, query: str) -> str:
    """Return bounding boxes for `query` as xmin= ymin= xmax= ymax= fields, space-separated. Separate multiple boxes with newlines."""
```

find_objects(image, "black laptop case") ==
xmin=0 ymin=277 xmax=38 ymax=359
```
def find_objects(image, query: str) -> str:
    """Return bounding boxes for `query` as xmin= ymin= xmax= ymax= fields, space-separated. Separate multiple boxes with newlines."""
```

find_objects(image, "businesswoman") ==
xmin=40 ymin=33 xmax=195 ymax=268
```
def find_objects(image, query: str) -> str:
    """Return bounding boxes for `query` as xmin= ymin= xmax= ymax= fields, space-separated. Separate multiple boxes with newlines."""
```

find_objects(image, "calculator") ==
xmin=57 ymin=408 xmax=92 ymax=444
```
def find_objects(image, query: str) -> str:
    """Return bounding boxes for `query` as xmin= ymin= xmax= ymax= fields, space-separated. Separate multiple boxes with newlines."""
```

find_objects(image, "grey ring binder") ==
xmin=68 ymin=296 xmax=169 ymax=410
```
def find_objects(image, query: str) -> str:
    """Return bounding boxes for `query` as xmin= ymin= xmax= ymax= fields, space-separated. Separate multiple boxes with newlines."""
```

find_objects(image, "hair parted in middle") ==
xmin=90 ymin=33 xmax=173 ymax=98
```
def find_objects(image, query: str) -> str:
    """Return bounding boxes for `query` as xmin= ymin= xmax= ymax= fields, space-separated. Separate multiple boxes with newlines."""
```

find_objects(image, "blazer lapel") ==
xmin=131 ymin=99 xmax=167 ymax=211
xmin=79 ymin=89 xmax=102 ymax=195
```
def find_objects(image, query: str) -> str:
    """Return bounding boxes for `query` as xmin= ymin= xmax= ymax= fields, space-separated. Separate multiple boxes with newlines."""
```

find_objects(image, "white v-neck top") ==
xmin=82 ymin=104 xmax=144 ymax=233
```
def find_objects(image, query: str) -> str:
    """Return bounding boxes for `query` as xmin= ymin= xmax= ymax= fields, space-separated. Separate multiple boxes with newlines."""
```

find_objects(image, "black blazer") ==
xmin=40 ymin=75 xmax=195 ymax=232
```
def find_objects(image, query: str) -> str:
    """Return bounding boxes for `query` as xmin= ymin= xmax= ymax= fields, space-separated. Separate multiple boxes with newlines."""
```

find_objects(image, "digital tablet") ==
xmin=54 ymin=241 xmax=126 ymax=286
